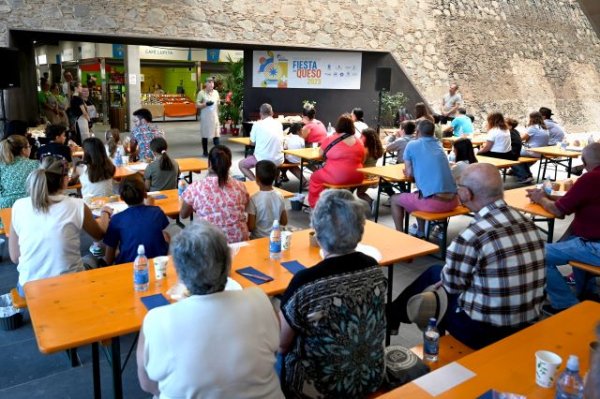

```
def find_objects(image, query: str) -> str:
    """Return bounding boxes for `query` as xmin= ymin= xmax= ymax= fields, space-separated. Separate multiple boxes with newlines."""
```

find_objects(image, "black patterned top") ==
xmin=280 ymin=252 xmax=387 ymax=398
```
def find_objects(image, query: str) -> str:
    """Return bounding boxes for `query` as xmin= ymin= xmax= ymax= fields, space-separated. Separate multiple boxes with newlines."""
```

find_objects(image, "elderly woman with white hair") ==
xmin=136 ymin=221 xmax=284 ymax=399
xmin=278 ymin=189 xmax=387 ymax=398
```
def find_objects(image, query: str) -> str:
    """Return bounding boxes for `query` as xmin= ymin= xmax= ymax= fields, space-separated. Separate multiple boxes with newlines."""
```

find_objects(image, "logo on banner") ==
xmin=257 ymin=51 xmax=288 ymax=88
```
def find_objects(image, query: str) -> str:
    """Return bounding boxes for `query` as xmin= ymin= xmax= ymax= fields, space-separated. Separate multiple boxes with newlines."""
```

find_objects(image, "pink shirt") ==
xmin=182 ymin=176 xmax=249 ymax=242
xmin=304 ymin=119 xmax=327 ymax=144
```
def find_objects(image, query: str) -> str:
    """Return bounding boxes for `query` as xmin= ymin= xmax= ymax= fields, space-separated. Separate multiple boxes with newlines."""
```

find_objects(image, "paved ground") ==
xmin=0 ymin=121 xmax=576 ymax=398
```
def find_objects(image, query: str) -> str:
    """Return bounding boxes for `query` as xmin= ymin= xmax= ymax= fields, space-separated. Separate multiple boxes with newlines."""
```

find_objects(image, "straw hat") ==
xmin=406 ymin=284 xmax=448 ymax=331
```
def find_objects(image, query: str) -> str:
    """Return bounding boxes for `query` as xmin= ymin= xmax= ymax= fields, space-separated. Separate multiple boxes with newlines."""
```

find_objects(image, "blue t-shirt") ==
xmin=403 ymin=137 xmax=457 ymax=198
xmin=451 ymin=115 xmax=474 ymax=137
xmin=103 ymin=205 xmax=170 ymax=264
xmin=526 ymin=125 xmax=550 ymax=148
xmin=544 ymin=119 xmax=565 ymax=145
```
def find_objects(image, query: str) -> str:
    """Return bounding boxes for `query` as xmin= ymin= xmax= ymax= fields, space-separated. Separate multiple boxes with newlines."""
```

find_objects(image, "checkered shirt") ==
xmin=441 ymin=199 xmax=546 ymax=326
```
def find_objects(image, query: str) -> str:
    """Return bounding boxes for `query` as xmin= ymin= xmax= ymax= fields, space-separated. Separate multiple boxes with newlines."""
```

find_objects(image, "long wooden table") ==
xmin=228 ymin=136 xmax=254 ymax=157
xmin=379 ymin=301 xmax=600 ymax=398
xmin=442 ymin=134 xmax=487 ymax=146
xmin=282 ymin=147 xmax=323 ymax=193
xmin=114 ymin=157 xmax=209 ymax=181
xmin=357 ymin=164 xmax=412 ymax=222
xmin=527 ymin=146 xmax=581 ymax=182
xmin=504 ymin=185 xmax=557 ymax=242
xmin=24 ymin=221 xmax=438 ymax=399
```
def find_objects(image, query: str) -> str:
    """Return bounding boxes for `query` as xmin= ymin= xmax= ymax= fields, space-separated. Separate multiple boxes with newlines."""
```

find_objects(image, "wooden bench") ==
xmin=410 ymin=205 xmax=471 ymax=258
xmin=518 ymin=156 xmax=539 ymax=164
xmin=10 ymin=288 xmax=26 ymax=309
xmin=569 ymin=261 xmax=600 ymax=276
xmin=323 ymin=178 xmax=379 ymax=190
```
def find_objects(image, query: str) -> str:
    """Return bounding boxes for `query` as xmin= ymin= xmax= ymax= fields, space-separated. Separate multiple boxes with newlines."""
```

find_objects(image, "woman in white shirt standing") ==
xmin=477 ymin=112 xmax=513 ymax=160
xmin=9 ymin=156 xmax=111 ymax=296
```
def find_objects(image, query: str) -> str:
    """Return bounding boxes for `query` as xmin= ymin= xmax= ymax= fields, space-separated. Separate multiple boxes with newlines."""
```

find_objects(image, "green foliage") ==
xmin=379 ymin=91 xmax=408 ymax=127
xmin=218 ymin=55 xmax=244 ymax=125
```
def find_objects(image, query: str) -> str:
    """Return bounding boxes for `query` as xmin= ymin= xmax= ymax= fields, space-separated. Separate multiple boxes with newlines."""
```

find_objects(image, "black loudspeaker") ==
xmin=375 ymin=67 xmax=391 ymax=91
xmin=0 ymin=48 xmax=20 ymax=89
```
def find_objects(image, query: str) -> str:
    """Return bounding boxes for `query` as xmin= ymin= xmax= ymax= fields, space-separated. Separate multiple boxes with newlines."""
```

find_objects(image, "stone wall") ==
xmin=1 ymin=0 xmax=599 ymax=132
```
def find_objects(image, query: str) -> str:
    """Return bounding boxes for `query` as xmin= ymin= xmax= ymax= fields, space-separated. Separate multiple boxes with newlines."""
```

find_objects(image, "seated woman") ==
xmin=0 ymin=135 xmax=39 ymax=209
xmin=477 ymin=112 xmax=513 ymax=160
xmin=300 ymin=104 xmax=327 ymax=146
xmin=144 ymin=137 xmax=179 ymax=191
xmin=512 ymin=111 xmax=550 ymax=183
xmin=307 ymin=114 xmax=365 ymax=208
xmin=74 ymin=137 xmax=116 ymax=198
xmin=137 ymin=221 xmax=283 ymax=399
xmin=9 ymin=156 xmax=110 ymax=296
xmin=279 ymin=190 xmax=387 ymax=398
xmin=356 ymin=128 xmax=384 ymax=208
xmin=103 ymin=174 xmax=170 ymax=265
xmin=451 ymin=138 xmax=478 ymax=182
xmin=180 ymin=145 xmax=249 ymax=243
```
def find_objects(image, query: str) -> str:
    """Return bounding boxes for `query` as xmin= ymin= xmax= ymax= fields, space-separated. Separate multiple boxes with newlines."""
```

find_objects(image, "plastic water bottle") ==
xmin=327 ymin=122 xmax=334 ymax=136
xmin=133 ymin=244 xmax=149 ymax=292
xmin=448 ymin=152 xmax=456 ymax=163
xmin=555 ymin=355 xmax=584 ymax=399
xmin=269 ymin=220 xmax=282 ymax=260
xmin=587 ymin=134 xmax=595 ymax=146
xmin=178 ymin=179 xmax=188 ymax=198
xmin=423 ymin=317 xmax=440 ymax=363
xmin=543 ymin=178 xmax=553 ymax=195
xmin=114 ymin=150 xmax=123 ymax=167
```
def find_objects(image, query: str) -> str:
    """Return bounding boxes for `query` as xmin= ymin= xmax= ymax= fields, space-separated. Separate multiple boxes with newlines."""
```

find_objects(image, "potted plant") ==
xmin=378 ymin=91 xmax=408 ymax=127
xmin=220 ymin=56 xmax=244 ymax=136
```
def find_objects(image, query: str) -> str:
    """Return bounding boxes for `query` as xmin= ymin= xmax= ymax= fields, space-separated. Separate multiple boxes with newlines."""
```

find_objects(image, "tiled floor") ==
xmin=0 ymin=121 xmax=576 ymax=398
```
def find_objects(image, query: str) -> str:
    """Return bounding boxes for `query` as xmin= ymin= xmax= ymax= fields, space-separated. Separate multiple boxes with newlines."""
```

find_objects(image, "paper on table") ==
xmin=413 ymin=362 xmax=476 ymax=396
xmin=127 ymin=162 xmax=148 ymax=172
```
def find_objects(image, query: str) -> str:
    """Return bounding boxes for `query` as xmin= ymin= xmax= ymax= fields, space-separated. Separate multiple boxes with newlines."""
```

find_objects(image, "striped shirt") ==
xmin=442 ymin=199 xmax=545 ymax=327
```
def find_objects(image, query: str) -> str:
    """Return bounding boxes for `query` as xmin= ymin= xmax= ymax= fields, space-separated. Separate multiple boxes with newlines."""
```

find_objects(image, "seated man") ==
xmin=450 ymin=108 xmax=474 ymax=137
xmin=238 ymin=103 xmax=284 ymax=181
xmin=527 ymin=142 xmax=600 ymax=312
xmin=389 ymin=163 xmax=546 ymax=349
xmin=391 ymin=119 xmax=458 ymax=237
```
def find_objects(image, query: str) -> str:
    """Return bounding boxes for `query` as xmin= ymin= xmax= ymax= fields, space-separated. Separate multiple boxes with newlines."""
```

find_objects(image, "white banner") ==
xmin=252 ymin=50 xmax=362 ymax=89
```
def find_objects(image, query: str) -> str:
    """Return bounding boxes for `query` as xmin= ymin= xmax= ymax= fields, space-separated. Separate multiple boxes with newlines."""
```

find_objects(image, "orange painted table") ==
xmin=113 ymin=158 xmax=208 ymax=182
xmin=442 ymin=134 xmax=487 ymax=146
xmin=282 ymin=147 xmax=323 ymax=193
xmin=527 ymin=145 xmax=581 ymax=182
xmin=0 ymin=207 xmax=11 ymax=236
xmin=24 ymin=221 xmax=437 ymax=398
xmin=378 ymin=301 xmax=600 ymax=398
xmin=228 ymin=136 xmax=254 ymax=157
xmin=504 ymin=185 xmax=557 ymax=242
xmin=357 ymin=164 xmax=412 ymax=222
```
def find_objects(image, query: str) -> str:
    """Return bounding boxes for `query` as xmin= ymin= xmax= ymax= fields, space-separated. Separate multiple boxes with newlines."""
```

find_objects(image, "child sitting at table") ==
xmin=103 ymin=174 xmax=170 ymax=265
xmin=281 ymin=122 xmax=305 ymax=185
xmin=144 ymin=137 xmax=179 ymax=192
xmin=105 ymin=128 xmax=125 ymax=164
xmin=357 ymin=128 xmax=384 ymax=208
xmin=247 ymin=160 xmax=287 ymax=239
xmin=386 ymin=120 xmax=416 ymax=164
xmin=74 ymin=137 xmax=116 ymax=198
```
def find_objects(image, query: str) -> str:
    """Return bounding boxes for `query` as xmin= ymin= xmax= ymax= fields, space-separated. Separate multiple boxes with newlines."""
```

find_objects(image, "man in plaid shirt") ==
xmin=389 ymin=163 xmax=545 ymax=349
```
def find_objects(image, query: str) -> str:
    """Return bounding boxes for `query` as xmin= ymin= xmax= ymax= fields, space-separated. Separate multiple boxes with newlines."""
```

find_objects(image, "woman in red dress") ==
xmin=308 ymin=114 xmax=365 ymax=208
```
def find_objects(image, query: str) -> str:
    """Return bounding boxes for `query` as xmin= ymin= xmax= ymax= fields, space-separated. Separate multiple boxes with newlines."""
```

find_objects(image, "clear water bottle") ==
xmin=587 ymin=134 xmax=595 ymax=146
xmin=114 ymin=150 xmax=123 ymax=167
xmin=269 ymin=220 xmax=282 ymax=260
xmin=543 ymin=178 xmax=553 ymax=195
xmin=327 ymin=122 xmax=334 ymax=136
xmin=178 ymin=179 xmax=188 ymax=198
xmin=423 ymin=317 xmax=440 ymax=363
xmin=448 ymin=152 xmax=456 ymax=163
xmin=555 ymin=355 xmax=584 ymax=399
xmin=133 ymin=244 xmax=149 ymax=292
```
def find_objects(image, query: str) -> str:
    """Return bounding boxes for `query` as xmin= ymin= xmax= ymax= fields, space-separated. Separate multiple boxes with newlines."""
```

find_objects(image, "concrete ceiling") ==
xmin=579 ymin=0 xmax=600 ymax=34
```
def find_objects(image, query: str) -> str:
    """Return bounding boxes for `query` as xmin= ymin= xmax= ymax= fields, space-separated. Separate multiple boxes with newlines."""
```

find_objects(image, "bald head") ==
xmin=583 ymin=142 xmax=600 ymax=169
xmin=461 ymin=163 xmax=504 ymax=203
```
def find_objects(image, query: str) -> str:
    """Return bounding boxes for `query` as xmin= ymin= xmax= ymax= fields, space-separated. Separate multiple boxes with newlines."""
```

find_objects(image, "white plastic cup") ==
xmin=281 ymin=231 xmax=292 ymax=250
xmin=122 ymin=155 xmax=129 ymax=165
xmin=153 ymin=256 xmax=169 ymax=280
xmin=535 ymin=350 xmax=562 ymax=388
xmin=312 ymin=142 xmax=318 ymax=149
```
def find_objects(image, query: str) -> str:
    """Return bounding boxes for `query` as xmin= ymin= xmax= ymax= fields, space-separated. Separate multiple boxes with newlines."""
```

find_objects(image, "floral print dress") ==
xmin=0 ymin=157 xmax=40 ymax=208
xmin=181 ymin=176 xmax=249 ymax=243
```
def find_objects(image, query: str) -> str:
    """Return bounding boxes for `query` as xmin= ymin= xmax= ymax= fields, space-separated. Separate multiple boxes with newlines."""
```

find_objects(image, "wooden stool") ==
xmin=410 ymin=206 xmax=471 ymax=259
xmin=10 ymin=288 xmax=26 ymax=309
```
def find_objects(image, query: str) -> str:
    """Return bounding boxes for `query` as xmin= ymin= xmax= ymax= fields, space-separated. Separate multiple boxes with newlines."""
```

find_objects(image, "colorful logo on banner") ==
xmin=257 ymin=51 xmax=289 ymax=88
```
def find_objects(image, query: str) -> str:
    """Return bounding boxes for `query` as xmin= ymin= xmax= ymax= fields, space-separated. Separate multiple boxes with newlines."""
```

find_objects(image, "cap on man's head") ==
xmin=539 ymin=107 xmax=553 ymax=119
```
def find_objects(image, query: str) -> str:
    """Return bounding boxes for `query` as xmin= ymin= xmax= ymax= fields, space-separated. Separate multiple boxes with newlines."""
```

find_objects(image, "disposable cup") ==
xmin=281 ymin=231 xmax=292 ymax=250
xmin=122 ymin=155 xmax=129 ymax=165
xmin=312 ymin=142 xmax=318 ymax=149
xmin=535 ymin=350 xmax=562 ymax=388
xmin=309 ymin=231 xmax=319 ymax=248
xmin=153 ymin=256 xmax=169 ymax=280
